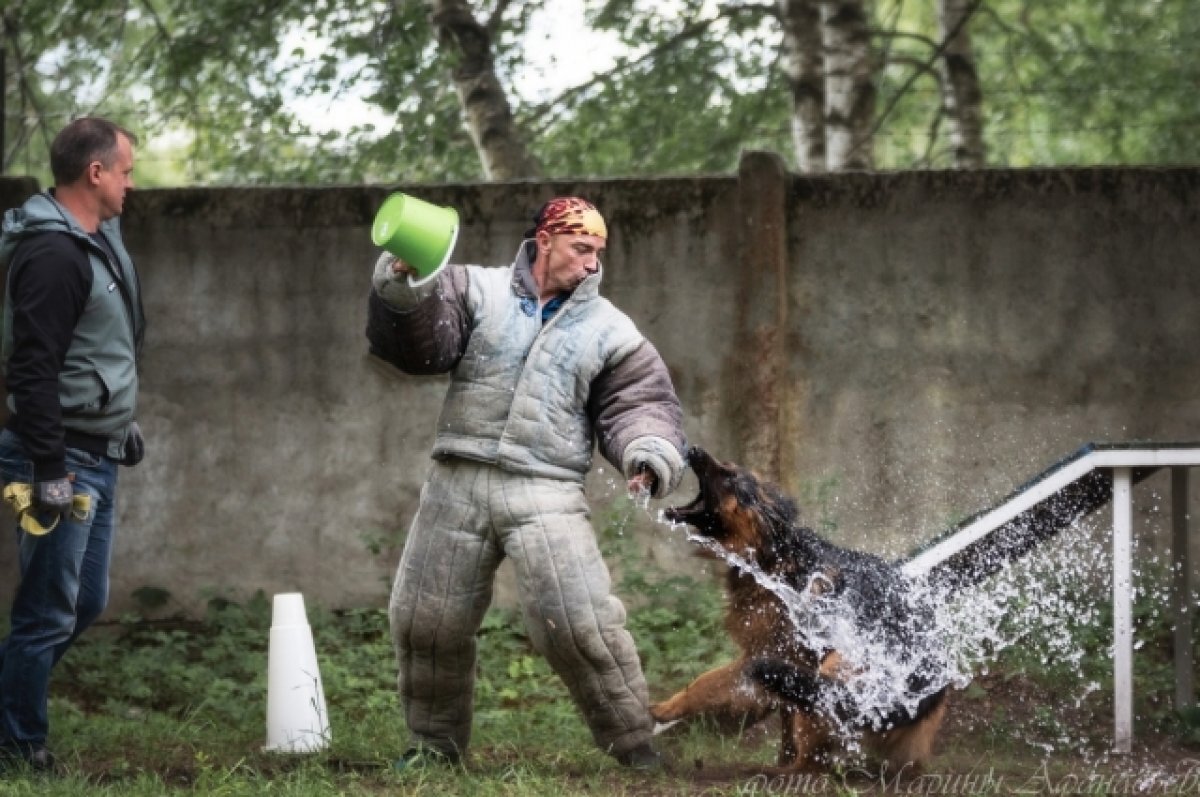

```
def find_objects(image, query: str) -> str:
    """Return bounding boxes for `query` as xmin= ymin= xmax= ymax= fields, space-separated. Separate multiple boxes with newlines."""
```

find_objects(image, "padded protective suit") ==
xmin=366 ymin=245 xmax=687 ymax=760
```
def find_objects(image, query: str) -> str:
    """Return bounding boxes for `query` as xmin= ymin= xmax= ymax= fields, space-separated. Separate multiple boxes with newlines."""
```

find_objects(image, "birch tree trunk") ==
xmin=777 ymin=0 xmax=826 ymax=172
xmin=937 ymin=0 xmax=986 ymax=167
xmin=819 ymin=0 xmax=875 ymax=170
xmin=423 ymin=0 xmax=541 ymax=179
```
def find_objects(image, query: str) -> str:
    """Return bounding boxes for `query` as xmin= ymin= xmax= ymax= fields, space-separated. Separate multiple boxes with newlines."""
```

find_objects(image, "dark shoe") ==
xmin=392 ymin=745 xmax=459 ymax=772
xmin=615 ymin=742 xmax=663 ymax=771
xmin=0 ymin=743 xmax=56 ymax=775
xmin=25 ymin=747 xmax=55 ymax=773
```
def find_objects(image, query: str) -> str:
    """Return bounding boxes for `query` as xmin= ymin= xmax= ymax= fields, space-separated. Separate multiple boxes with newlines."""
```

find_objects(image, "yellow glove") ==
xmin=1 ymin=482 xmax=91 ymax=536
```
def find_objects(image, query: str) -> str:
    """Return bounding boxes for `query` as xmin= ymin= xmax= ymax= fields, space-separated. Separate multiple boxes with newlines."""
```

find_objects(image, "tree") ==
xmin=819 ymin=0 xmax=875 ymax=170
xmin=971 ymin=0 xmax=1200 ymax=167
xmin=535 ymin=0 xmax=786 ymax=176
xmin=2 ymin=0 xmax=1196 ymax=185
xmin=777 ymin=0 xmax=825 ymax=172
xmin=2 ymin=0 xmax=348 ymax=184
xmin=937 ymin=0 xmax=985 ymax=167
xmin=422 ymin=0 xmax=540 ymax=178
xmin=1 ymin=0 xmax=451 ymax=184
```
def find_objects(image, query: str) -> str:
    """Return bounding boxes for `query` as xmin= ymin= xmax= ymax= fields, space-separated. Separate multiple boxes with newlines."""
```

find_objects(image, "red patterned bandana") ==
xmin=534 ymin=197 xmax=607 ymax=240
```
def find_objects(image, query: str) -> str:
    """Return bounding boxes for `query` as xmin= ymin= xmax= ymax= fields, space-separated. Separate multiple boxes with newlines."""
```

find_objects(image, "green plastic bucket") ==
xmin=371 ymin=192 xmax=460 ymax=285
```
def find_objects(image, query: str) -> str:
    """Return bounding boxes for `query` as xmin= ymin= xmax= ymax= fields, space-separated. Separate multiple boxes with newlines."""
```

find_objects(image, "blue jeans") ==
xmin=0 ymin=428 xmax=119 ymax=749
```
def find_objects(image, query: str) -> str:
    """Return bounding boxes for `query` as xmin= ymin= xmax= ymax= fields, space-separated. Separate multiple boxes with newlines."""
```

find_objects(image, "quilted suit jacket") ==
xmin=366 ymin=246 xmax=686 ymax=497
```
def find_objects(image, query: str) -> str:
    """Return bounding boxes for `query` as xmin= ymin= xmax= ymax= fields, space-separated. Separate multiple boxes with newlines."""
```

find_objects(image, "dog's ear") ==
xmin=756 ymin=483 xmax=801 ymax=531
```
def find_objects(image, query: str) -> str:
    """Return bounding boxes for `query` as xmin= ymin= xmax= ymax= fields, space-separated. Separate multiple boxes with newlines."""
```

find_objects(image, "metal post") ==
xmin=1113 ymin=467 xmax=1133 ymax=753
xmin=1172 ymin=467 xmax=1195 ymax=711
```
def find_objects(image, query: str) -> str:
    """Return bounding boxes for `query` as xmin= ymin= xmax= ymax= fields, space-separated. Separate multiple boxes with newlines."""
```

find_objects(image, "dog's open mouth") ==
xmin=664 ymin=493 xmax=720 ymax=536
xmin=664 ymin=445 xmax=719 ymax=532
xmin=663 ymin=492 xmax=706 ymax=526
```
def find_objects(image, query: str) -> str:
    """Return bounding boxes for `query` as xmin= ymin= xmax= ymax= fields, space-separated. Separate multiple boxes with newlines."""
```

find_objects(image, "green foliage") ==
xmin=973 ymin=0 xmax=1200 ymax=167
xmin=536 ymin=0 xmax=788 ymax=176
xmin=6 ymin=0 xmax=1196 ymax=186
xmin=56 ymin=593 xmax=271 ymax=731
xmin=3 ymin=0 xmax=442 ymax=185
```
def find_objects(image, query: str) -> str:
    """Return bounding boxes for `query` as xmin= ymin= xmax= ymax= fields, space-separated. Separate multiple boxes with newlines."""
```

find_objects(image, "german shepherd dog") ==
xmin=651 ymin=447 xmax=950 ymax=771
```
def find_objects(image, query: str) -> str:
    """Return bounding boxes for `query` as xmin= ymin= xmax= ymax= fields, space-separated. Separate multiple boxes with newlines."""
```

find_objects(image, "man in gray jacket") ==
xmin=366 ymin=196 xmax=686 ymax=771
xmin=0 ymin=117 xmax=145 ymax=772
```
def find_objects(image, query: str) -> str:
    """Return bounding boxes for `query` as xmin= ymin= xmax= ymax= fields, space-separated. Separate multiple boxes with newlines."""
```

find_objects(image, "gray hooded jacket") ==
xmin=0 ymin=191 xmax=144 ymax=473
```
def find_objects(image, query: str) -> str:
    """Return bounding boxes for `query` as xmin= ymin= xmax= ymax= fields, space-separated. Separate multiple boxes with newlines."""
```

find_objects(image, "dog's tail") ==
xmin=747 ymin=657 xmax=947 ymax=732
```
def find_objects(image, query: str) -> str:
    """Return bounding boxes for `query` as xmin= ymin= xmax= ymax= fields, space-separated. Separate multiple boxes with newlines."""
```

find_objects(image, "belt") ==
xmin=1 ymin=482 xmax=92 ymax=536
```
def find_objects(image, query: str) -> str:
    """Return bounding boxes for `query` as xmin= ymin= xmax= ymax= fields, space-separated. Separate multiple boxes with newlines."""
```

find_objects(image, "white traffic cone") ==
xmin=264 ymin=592 xmax=331 ymax=752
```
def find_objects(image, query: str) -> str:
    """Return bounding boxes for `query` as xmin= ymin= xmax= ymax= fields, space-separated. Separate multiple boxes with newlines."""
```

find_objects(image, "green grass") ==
xmin=0 ymin=502 xmax=761 ymax=795
xmin=0 ymin=503 xmax=1196 ymax=794
xmin=0 ymin=586 xmax=774 ymax=796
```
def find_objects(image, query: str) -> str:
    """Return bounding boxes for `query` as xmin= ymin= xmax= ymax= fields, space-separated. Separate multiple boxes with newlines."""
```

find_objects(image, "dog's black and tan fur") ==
xmin=652 ymin=446 xmax=949 ymax=771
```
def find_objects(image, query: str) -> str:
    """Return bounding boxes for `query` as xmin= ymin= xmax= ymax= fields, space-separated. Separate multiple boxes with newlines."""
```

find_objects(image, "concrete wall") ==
xmin=1 ymin=153 xmax=1197 ymax=614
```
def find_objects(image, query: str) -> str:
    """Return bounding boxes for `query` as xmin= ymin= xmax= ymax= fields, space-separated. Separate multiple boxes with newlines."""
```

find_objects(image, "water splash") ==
xmin=658 ymin=519 xmax=963 ymax=745
xmin=648 ymin=503 xmax=1155 ymax=758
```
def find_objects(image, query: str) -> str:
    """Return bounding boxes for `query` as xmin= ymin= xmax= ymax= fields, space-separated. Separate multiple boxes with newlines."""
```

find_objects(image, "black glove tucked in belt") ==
xmin=122 ymin=421 xmax=145 ymax=467
xmin=35 ymin=477 xmax=73 ymax=515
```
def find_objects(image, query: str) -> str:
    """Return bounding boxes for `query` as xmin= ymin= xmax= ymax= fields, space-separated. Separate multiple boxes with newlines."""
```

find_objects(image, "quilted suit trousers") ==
xmin=389 ymin=458 xmax=653 ymax=759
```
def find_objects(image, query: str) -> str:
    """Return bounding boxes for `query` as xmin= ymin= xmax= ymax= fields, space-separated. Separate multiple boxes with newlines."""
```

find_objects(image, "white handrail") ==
xmin=902 ymin=446 xmax=1200 ymax=577
xmin=899 ymin=443 xmax=1200 ymax=754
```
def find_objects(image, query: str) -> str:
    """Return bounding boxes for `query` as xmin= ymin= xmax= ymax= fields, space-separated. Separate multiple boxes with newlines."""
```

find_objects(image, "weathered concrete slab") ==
xmin=0 ymin=159 xmax=1196 ymax=614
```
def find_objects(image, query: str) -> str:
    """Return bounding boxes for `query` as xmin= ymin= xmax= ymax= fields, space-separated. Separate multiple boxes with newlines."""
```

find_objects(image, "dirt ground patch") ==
xmin=626 ymin=672 xmax=1200 ymax=795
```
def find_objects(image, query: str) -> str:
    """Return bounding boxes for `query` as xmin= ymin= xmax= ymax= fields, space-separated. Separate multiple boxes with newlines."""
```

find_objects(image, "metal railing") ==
xmin=900 ymin=443 xmax=1199 ymax=753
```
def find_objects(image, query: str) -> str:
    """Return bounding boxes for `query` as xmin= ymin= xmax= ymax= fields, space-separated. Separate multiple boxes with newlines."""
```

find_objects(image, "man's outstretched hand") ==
xmin=627 ymin=465 xmax=658 ymax=498
xmin=372 ymin=254 xmax=420 ymax=304
xmin=389 ymin=257 xmax=417 ymax=279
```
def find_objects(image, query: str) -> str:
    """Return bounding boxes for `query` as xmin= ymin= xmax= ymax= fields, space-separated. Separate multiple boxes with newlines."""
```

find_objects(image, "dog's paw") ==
xmin=652 ymin=719 xmax=681 ymax=736
xmin=649 ymin=700 xmax=680 ymax=723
